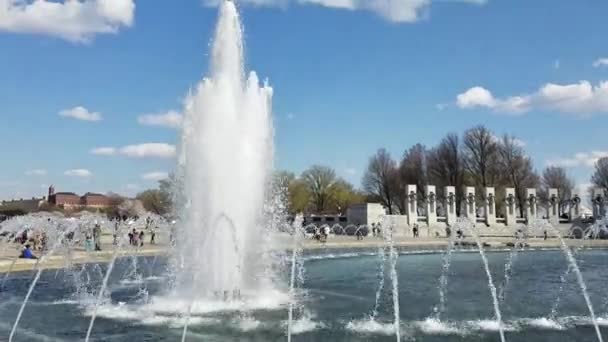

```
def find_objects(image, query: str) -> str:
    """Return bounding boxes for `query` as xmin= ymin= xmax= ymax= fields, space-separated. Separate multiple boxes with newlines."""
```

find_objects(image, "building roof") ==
xmin=82 ymin=192 xmax=107 ymax=197
xmin=54 ymin=192 xmax=79 ymax=196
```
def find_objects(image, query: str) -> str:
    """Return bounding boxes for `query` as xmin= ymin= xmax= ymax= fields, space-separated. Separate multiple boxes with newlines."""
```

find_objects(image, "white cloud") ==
xmin=592 ymin=58 xmax=608 ymax=68
xmin=490 ymin=134 xmax=526 ymax=148
xmin=137 ymin=110 xmax=183 ymax=129
xmin=205 ymin=0 xmax=485 ymax=23
xmin=0 ymin=0 xmax=135 ymax=43
xmin=64 ymin=169 xmax=92 ymax=177
xmin=90 ymin=143 xmax=176 ymax=158
xmin=141 ymin=171 xmax=168 ymax=181
xmin=90 ymin=147 xmax=116 ymax=155
xmin=59 ymin=106 xmax=102 ymax=121
xmin=546 ymin=151 xmax=608 ymax=168
xmin=456 ymin=80 xmax=608 ymax=116
xmin=25 ymin=169 xmax=47 ymax=176
xmin=119 ymin=143 xmax=176 ymax=158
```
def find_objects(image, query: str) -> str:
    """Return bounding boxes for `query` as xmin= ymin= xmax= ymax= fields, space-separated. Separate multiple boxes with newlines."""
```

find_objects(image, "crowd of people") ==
xmin=9 ymin=216 xmax=162 ymax=259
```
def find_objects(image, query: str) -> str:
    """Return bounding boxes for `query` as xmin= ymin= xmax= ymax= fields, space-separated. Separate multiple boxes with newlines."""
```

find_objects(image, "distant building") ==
xmin=47 ymin=186 xmax=112 ymax=209
xmin=81 ymin=192 xmax=113 ymax=208
xmin=0 ymin=197 xmax=46 ymax=215
xmin=347 ymin=203 xmax=386 ymax=226
xmin=303 ymin=214 xmax=348 ymax=227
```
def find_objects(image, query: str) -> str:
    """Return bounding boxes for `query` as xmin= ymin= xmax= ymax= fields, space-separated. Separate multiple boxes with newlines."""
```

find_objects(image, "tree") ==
xmin=288 ymin=178 xmax=311 ymax=215
xmin=463 ymin=125 xmax=500 ymax=188
xmin=301 ymin=165 xmax=337 ymax=213
xmin=591 ymin=157 xmax=608 ymax=193
xmin=362 ymin=149 xmax=399 ymax=214
xmin=497 ymin=135 xmax=539 ymax=217
xmin=136 ymin=189 xmax=172 ymax=216
xmin=541 ymin=166 xmax=574 ymax=214
xmin=399 ymin=144 xmax=428 ymax=213
xmin=427 ymin=133 xmax=465 ymax=215
xmin=329 ymin=179 xmax=365 ymax=215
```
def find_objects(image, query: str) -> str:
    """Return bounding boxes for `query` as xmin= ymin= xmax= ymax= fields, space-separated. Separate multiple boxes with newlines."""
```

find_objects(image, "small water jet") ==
xmin=534 ymin=219 xmax=605 ymax=342
xmin=459 ymin=218 xmax=506 ymax=342
xmin=287 ymin=216 xmax=304 ymax=342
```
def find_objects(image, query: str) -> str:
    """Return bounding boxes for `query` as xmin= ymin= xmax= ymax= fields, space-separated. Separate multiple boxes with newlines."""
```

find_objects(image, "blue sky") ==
xmin=1 ymin=0 xmax=607 ymax=200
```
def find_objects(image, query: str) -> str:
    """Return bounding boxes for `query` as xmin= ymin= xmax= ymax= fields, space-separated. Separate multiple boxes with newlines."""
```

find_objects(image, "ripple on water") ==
xmin=415 ymin=317 xmax=465 ymax=335
xmin=522 ymin=317 xmax=565 ymax=330
xmin=467 ymin=319 xmax=518 ymax=332
xmin=345 ymin=318 xmax=396 ymax=335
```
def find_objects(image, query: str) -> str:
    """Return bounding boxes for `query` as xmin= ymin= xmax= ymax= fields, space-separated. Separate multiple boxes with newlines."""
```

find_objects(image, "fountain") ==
xmin=4 ymin=2 xmax=608 ymax=341
xmin=172 ymin=0 xmax=275 ymax=303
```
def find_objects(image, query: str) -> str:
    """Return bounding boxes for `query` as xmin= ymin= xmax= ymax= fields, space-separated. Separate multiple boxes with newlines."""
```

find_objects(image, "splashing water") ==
xmin=538 ymin=220 xmax=605 ymax=342
xmin=85 ymin=223 xmax=132 ymax=342
xmin=173 ymin=0 xmax=275 ymax=301
xmin=460 ymin=219 xmax=506 ymax=342
xmin=382 ymin=218 xmax=401 ymax=342
xmin=498 ymin=233 xmax=524 ymax=304
xmin=433 ymin=233 xmax=455 ymax=319
xmin=9 ymin=224 xmax=78 ymax=342
xmin=371 ymin=245 xmax=387 ymax=320
xmin=287 ymin=216 xmax=304 ymax=342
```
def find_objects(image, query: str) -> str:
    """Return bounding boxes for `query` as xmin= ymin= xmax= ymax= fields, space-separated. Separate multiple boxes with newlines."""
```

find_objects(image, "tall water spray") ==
xmin=174 ymin=0 xmax=274 ymax=299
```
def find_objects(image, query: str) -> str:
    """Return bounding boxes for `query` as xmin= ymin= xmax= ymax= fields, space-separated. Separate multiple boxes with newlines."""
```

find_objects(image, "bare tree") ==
xmin=497 ymin=135 xmax=539 ymax=217
xmin=591 ymin=157 xmax=608 ymax=193
xmin=362 ymin=149 xmax=399 ymax=214
xmin=427 ymin=133 xmax=465 ymax=215
xmin=541 ymin=166 xmax=574 ymax=215
xmin=463 ymin=125 xmax=500 ymax=188
xmin=301 ymin=165 xmax=337 ymax=214
xmin=399 ymin=144 xmax=428 ymax=213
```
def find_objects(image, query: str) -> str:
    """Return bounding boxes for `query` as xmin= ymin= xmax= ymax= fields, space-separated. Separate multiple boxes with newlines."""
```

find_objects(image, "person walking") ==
xmin=93 ymin=223 xmax=102 ymax=251
xmin=150 ymin=227 xmax=156 ymax=245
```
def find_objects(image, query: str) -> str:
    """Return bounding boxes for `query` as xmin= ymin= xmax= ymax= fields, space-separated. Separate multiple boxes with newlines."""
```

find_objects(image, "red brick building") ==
xmin=81 ymin=192 xmax=113 ymax=208
xmin=47 ymin=186 xmax=112 ymax=209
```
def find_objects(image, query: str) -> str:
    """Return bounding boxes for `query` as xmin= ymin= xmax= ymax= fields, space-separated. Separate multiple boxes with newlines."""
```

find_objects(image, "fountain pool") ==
xmin=1 ymin=249 xmax=608 ymax=341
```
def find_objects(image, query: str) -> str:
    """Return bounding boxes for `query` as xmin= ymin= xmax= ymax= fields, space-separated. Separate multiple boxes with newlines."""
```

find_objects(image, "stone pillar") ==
xmin=505 ymin=188 xmax=516 ymax=226
xmin=548 ymin=188 xmax=559 ymax=226
xmin=463 ymin=186 xmax=476 ymax=221
xmin=484 ymin=187 xmax=496 ymax=226
xmin=593 ymin=188 xmax=606 ymax=219
xmin=406 ymin=184 xmax=418 ymax=226
xmin=425 ymin=185 xmax=437 ymax=227
xmin=569 ymin=194 xmax=581 ymax=221
xmin=445 ymin=186 xmax=456 ymax=226
xmin=525 ymin=188 xmax=537 ymax=223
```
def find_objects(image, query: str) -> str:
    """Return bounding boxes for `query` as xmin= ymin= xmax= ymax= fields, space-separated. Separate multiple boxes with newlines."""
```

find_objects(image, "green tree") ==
xmin=301 ymin=165 xmax=337 ymax=213
xmin=329 ymin=179 xmax=365 ymax=215
xmin=136 ymin=189 xmax=171 ymax=216
xmin=288 ymin=178 xmax=311 ymax=214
